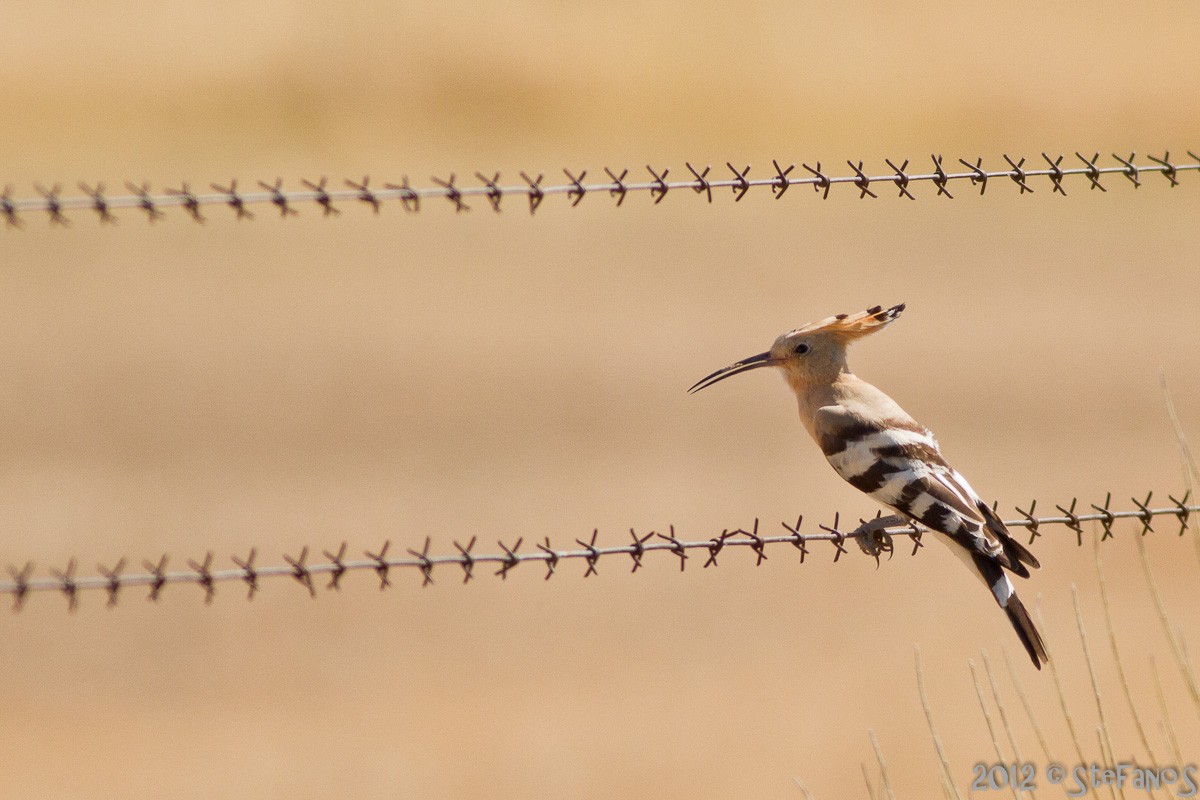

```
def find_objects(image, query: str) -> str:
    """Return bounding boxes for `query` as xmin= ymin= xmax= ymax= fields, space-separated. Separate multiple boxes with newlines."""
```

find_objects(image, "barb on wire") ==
xmin=3 ymin=151 xmax=1196 ymax=227
xmin=647 ymin=165 xmax=670 ymax=204
xmin=1003 ymin=154 xmax=1034 ymax=194
xmin=685 ymin=163 xmax=712 ymax=203
xmin=846 ymin=160 xmax=876 ymax=199
xmin=35 ymin=184 xmax=69 ymax=226
xmin=475 ymin=172 xmax=503 ymax=212
xmin=1076 ymin=152 xmax=1107 ymax=192
xmin=211 ymin=181 xmax=253 ymax=220
xmin=885 ymin=158 xmax=914 ymax=200
xmin=3 ymin=493 xmax=1197 ymax=612
xmin=323 ymin=542 xmax=348 ymax=589
xmin=605 ymin=167 xmax=630 ymax=206
xmin=802 ymin=161 xmax=832 ymax=198
xmin=726 ymin=163 xmax=751 ymax=201
xmin=259 ymin=179 xmax=298 ymax=218
xmin=563 ymin=169 xmax=587 ymax=207
xmin=930 ymin=154 xmax=953 ymax=198
xmin=430 ymin=175 xmax=468 ymax=213
xmin=771 ymin=160 xmax=795 ymax=199
xmin=164 ymin=184 xmax=204 ymax=222
xmin=1042 ymin=153 xmax=1067 ymax=196
xmin=79 ymin=183 xmax=118 ymax=224
xmin=519 ymin=171 xmax=543 ymax=214
xmin=345 ymin=177 xmax=380 ymax=214
xmin=300 ymin=177 xmax=339 ymax=217
xmin=126 ymin=181 xmax=166 ymax=222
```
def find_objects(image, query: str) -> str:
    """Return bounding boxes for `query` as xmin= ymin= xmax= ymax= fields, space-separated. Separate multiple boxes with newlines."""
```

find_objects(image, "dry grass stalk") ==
xmin=1072 ymin=586 xmax=1117 ymax=760
xmin=1093 ymin=535 xmax=1158 ymax=766
xmin=1160 ymin=373 xmax=1200 ymax=566
xmin=1002 ymin=647 xmax=1055 ymax=764
xmin=868 ymin=730 xmax=897 ymax=800
xmin=793 ymin=776 xmax=818 ymax=800
xmin=860 ymin=763 xmax=880 ymax=800
xmin=1037 ymin=602 xmax=1089 ymax=769
xmin=1095 ymin=728 xmax=1121 ymax=800
xmin=1135 ymin=535 xmax=1200 ymax=720
xmin=1074 ymin=584 xmax=1129 ymax=800
xmin=916 ymin=647 xmax=965 ymax=800
xmin=1149 ymin=656 xmax=1185 ymax=769
xmin=971 ymin=658 xmax=1021 ymax=800
xmin=982 ymin=654 xmax=1037 ymax=800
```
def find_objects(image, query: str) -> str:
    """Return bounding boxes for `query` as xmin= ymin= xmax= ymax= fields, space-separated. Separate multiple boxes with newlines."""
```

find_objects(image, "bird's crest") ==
xmin=791 ymin=303 xmax=905 ymax=341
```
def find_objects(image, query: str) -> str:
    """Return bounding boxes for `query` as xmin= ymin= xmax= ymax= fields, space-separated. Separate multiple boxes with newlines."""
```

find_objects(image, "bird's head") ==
xmin=688 ymin=303 xmax=905 ymax=394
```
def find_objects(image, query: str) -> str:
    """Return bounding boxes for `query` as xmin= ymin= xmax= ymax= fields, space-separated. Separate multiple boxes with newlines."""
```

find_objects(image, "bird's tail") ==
xmin=1003 ymin=592 xmax=1048 ymax=670
xmin=972 ymin=552 xmax=1048 ymax=669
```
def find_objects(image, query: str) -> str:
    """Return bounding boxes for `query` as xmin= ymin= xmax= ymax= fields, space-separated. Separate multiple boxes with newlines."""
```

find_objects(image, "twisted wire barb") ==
xmin=2 ymin=151 xmax=1197 ymax=228
xmin=1 ymin=492 xmax=1193 ymax=611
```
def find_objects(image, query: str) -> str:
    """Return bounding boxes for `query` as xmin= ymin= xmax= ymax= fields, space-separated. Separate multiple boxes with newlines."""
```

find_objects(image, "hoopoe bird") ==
xmin=689 ymin=303 xmax=1047 ymax=668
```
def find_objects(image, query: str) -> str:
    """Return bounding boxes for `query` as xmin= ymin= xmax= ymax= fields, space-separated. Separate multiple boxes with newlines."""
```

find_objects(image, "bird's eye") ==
xmin=793 ymin=343 xmax=810 ymax=355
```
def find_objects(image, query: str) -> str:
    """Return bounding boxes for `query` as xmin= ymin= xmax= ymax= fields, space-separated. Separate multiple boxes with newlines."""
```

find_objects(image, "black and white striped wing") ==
xmin=815 ymin=410 xmax=1048 ymax=668
xmin=816 ymin=414 xmax=1020 ymax=572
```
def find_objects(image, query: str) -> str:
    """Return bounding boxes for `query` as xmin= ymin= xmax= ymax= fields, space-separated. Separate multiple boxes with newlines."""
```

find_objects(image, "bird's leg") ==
xmin=852 ymin=513 xmax=907 ymax=564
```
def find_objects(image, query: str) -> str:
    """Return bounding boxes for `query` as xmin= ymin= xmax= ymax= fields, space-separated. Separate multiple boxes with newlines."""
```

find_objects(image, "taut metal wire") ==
xmin=1 ymin=492 xmax=1193 ymax=611
xmin=2 ymin=151 xmax=1197 ymax=228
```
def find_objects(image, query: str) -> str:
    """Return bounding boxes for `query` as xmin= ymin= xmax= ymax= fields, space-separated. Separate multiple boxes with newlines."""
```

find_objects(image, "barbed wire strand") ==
xmin=2 ymin=151 xmax=1197 ymax=228
xmin=1 ymin=492 xmax=1193 ymax=611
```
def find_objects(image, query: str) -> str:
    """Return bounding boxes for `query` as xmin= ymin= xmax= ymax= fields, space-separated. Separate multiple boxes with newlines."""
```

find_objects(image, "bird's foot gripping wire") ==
xmin=852 ymin=514 xmax=905 ymax=566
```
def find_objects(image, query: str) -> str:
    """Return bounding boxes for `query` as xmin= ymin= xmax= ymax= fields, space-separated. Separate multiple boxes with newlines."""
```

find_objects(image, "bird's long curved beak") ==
xmin=688 ymin=351 xmax=776 ymax=394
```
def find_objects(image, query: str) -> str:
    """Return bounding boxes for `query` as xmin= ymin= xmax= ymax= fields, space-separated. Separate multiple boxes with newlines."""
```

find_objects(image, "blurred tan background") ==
xmin=2 ymin=2 xmax=1199 ymax=798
